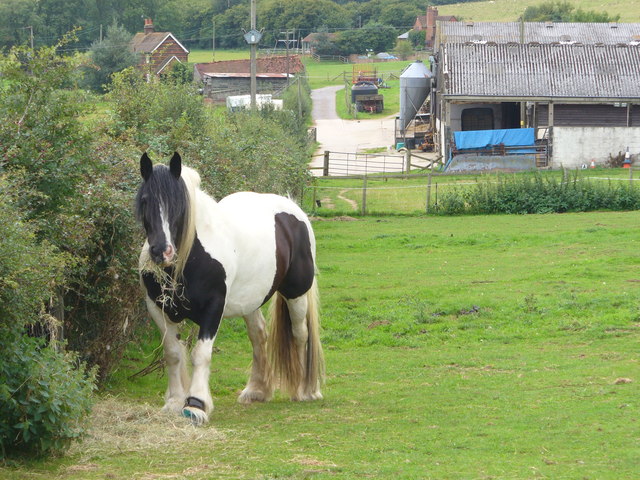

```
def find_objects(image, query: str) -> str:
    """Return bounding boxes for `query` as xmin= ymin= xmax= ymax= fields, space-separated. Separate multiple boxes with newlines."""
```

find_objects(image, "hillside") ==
xmin=437 ymin=0 xmax=640 ymax=23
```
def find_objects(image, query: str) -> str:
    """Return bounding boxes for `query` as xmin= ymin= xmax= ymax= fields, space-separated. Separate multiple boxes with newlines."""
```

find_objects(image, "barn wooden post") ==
xmin=323 ymin=151 xmax=330 ymax=176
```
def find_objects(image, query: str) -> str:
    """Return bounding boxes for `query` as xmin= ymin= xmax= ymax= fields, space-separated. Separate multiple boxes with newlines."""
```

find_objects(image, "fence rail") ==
xmin=313 ymin=150 xmax=437 ymax=177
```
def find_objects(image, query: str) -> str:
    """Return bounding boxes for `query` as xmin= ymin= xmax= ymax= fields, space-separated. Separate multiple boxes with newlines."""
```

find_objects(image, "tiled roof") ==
xmin=439 ymin=22 xmax=640 ymax=45
xmin=131 ymin=32 xmax=189 ymax=54
xmin=194 ymin=56 xmax=305 ymax=75
xmin=443 ymin=43 xmax=640 ymax=99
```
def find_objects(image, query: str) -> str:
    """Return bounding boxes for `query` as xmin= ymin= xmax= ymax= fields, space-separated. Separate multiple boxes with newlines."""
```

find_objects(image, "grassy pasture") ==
xmin=3 ymin=211 xmax=639 ymax=479
xmin=438 ymin=0 xmax=640 ymax=23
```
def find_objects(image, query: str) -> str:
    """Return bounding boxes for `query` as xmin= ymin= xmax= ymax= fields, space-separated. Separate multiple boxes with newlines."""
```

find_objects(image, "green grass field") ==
xmin=3 ymin=210 xmax=639 ymax=479
xmin=438 ymin=0 xmax=640 ymax=22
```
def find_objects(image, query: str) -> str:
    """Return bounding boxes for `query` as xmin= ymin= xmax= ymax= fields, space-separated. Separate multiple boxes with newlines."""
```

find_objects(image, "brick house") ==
xmin=130 ymin=18 xmax=189 ymax=78
xmin=413 ymin=6 xmax=457 ymax=50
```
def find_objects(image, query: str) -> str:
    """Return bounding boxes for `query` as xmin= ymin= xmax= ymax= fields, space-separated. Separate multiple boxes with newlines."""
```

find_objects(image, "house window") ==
xmin=461 ymin=107 xmax=494 ymax=131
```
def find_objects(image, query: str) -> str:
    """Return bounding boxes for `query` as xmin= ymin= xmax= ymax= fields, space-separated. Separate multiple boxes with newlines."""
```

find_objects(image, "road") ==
xmin=310 ymin=86 xmax=397 ymax=170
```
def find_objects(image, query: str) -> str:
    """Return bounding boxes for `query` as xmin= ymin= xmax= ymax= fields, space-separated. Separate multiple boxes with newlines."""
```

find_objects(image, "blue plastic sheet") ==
xmin=454 ymin=128 xmax=535 ymax=151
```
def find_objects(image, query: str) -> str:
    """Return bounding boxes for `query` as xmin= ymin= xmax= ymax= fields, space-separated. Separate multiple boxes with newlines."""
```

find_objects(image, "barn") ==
xmin=194 ymin=56 xmax=305 ymax=103
xmin=130 ymin=19 xmax=189 ymax=79
xmin=431 ymin=22 xmax=640 ymax=170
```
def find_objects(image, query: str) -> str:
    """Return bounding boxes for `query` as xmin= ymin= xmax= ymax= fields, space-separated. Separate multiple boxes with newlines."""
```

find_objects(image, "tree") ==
xmin=408 ymin=29 xmax=426 ymax=49
xmin=213 ymin=4 xmax=250 ymax=49
xmin=394 ymin=39 xmax=414 ymax=60
xmin=335 ymin=23 xmax=398 ymax=55
xmin=522 ymin=1 xmax=620 ymax=23
xmin=84 ymin=22 xmax=136 ymax=92
xmin=259 ymin=0 xmax=351 ymax=47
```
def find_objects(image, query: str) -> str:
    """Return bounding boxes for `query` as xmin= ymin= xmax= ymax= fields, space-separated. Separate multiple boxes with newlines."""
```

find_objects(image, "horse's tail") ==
xmin=268 ymin=278 xmax=325 ymax=400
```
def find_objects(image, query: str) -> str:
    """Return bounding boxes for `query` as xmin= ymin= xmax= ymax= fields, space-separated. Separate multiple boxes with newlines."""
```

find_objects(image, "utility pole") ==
xmin=279 ymin=29 xmax=295 ymax=86
xmin=250 ymin=0 xmax=257 ymax=109
xmin=24 ymin=25 xmax=34 ymax=49
xmin=99 ymin=24 xmax=103 ymax=43
xmin=212 ymin=18 xmax=216 ymax=61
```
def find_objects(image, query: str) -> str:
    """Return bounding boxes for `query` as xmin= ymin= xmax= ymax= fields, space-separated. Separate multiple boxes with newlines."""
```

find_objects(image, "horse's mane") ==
xmin=173 ymin=165 xmax=200 ymax=281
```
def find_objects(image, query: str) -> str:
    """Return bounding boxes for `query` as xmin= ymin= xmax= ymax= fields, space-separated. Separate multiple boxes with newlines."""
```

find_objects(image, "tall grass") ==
xmin=436 ymin=171 xmax=640 ymax=215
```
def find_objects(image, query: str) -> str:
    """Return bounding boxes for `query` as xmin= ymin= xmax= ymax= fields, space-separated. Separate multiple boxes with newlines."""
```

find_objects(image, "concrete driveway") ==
xmin=310 ymin=86 xmax=396 ymax=170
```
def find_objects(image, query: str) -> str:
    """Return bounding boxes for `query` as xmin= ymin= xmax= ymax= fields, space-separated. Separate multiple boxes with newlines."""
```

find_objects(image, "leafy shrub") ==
xmin=0 ymin=333 xmax=96 ymax=458
xmin=0 ymin=179 xmax=95 ymax=458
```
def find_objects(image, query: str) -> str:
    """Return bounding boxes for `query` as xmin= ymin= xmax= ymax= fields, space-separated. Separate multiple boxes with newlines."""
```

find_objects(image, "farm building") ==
xmin=413 ymin=6 xmax=457 ymax=50
xmin=130 ymin=19 xmax=189 ymax=78
xmin=435 ymin=21 xmax=640 ymax=49
xmin=194 ymin=56 xmax=305 ymax=103
xmin=432 ymin=42 xmax=640 ymax=170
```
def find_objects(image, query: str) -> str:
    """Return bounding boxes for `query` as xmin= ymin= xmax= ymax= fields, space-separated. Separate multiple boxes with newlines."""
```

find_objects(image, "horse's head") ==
xmin=135 ymin=152 xmax=190 ymax=266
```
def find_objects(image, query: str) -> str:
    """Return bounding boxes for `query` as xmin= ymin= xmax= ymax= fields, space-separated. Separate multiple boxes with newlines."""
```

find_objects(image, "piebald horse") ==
xmin=135 ymin=152 xmax=324 ymax=425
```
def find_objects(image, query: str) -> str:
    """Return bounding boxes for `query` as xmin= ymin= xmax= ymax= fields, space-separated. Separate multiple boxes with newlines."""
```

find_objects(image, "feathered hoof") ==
xmin=238 ymin=387 xmax=272 ymax=404
xmin=162 ymin=398 xmax=186 ymax=415
xmin=182 ymin=406 xmax=209 ymax=426
xmin=292 ymin=390 xmax=323 ymax=402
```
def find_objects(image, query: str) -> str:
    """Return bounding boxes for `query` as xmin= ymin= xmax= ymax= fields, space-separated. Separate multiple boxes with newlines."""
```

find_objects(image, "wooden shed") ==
xmin=194 ymin=56 xmax=305 ymax=103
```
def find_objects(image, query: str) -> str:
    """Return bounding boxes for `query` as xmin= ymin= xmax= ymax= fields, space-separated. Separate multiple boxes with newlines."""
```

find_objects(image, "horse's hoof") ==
xmin=238 ymin=388 xmax=272 ymax=404
xmin=182 ymin=406 xmax=208 ymax=426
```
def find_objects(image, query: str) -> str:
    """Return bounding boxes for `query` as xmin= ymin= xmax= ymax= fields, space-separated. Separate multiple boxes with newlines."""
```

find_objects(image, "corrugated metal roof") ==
xmin=439 ymin=22 xmax=640 ymax=45
xmin=443 ymin=43 xmax=640 ymax=99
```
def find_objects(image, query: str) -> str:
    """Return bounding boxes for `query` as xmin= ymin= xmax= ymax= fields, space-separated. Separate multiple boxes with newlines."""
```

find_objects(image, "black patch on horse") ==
xmin=142 ymin=236 xmax=227 ymax=341
xmin=263 ymin=212 xmax=315 ymax=304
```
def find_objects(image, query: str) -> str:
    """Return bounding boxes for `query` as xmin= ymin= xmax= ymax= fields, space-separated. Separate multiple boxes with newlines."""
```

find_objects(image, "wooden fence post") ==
xmin=361 ymin=175 xmax=367 ymax=215
xmin=426 ymin=170 xmax=433 ymax=213
xmin=323 ymin=151 xmax=330 ymax=177
xmin=404 ymin=148 xmax=411 ymax=174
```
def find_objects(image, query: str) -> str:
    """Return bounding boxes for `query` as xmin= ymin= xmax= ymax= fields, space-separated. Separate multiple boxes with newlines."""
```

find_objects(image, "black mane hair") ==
xmin=135 ymin=164 xmax=191 ymax=248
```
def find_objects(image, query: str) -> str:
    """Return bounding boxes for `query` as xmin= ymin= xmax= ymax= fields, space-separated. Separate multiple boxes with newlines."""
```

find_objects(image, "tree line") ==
xmin=0 ymin=0 xmax=430 ymax=52
xmin=0 ymin=0 xmax=622 ymax=55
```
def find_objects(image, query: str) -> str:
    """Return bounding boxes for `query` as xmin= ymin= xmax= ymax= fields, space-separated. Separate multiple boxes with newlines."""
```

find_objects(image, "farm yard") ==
xmin=2 ymin=0 xmax=640 ymax=478
xmin=3 ymin=210 xmax=640 ymax=479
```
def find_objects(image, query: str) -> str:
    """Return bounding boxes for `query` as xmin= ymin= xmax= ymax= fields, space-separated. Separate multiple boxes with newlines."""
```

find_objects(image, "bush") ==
xmin=0 ymin=334 xmax=96 ymax=458
xmin=434 ymin=172 xmax=640 ymax=215
xmin=0 ymin=179 xmax=96 ymax=458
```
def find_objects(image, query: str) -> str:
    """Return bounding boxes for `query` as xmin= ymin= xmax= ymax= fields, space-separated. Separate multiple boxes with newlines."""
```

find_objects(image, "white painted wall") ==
xmin=552 ymin=127 xmax=640 ymax=169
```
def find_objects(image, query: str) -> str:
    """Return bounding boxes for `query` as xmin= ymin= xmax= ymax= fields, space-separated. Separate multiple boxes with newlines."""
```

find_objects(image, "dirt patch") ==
xmin=337 ymin=190 xmax=359 ymax=211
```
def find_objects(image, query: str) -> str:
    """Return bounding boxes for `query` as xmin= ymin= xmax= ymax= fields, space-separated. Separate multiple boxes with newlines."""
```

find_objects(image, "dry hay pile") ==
xmin=68 ymin=396 xmax=232 ymax=466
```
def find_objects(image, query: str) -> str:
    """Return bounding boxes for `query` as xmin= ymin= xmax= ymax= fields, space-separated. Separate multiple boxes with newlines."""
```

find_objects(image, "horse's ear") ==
xmin=140 ymin=152 xmax=153 ymax=181
xmin=169 ymin=152 xmax=182 ymax=179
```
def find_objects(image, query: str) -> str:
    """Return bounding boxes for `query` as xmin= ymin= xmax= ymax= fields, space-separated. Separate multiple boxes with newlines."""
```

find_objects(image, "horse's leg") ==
xmin=182 ymin=301 xmax=223 ymax=426
xmin=146 ymin=297 xmax=190 ymax=414
xmin=286 ymin=293 xmax=323 ymax=402
xmin=239 ymin=309 xmax=274 ymax=404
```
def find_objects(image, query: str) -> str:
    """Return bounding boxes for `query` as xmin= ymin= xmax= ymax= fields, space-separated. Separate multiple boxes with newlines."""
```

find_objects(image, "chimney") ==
xmin=425 ymin=6 xmax=439 ymax=49
xmin=144 ymin=18 xmax=154 ymax=35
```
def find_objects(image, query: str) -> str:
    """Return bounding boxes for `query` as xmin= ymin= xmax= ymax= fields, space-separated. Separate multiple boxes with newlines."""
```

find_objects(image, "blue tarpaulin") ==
xmin=454 ymin=128 xmax=535 ymax=151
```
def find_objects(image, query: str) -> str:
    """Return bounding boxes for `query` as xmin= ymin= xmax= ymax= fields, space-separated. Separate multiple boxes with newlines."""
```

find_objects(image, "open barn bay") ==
xmin=3 ymin=211 xmax=639 ymax=479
